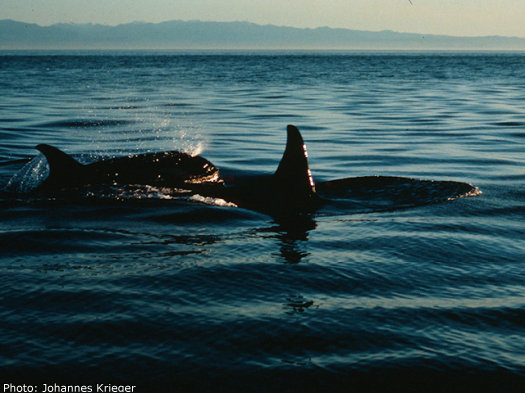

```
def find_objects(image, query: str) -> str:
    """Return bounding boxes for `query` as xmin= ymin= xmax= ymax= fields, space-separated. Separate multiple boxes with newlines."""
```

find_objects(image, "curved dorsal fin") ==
xmin=274 ymin=125 xmax=316 ymax=195
xmin=36 ymin=144 xmax=84 ymax=189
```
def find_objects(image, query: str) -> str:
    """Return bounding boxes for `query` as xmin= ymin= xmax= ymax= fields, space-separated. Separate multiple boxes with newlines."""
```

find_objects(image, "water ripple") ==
xmin=1 ymin=52 xmax=525 ymax=391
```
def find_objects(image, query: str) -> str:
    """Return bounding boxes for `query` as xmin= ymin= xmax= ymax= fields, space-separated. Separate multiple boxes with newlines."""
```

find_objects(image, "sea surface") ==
xmin=1 ymin=51 xmax=524 ymax=392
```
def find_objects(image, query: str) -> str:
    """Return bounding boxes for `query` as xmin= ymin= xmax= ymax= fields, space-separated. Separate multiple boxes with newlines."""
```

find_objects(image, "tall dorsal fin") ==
xmin=36 ymin=144 xmax=84 ymax=189
xmin=274 ymin=125 xmax=316 ymax=195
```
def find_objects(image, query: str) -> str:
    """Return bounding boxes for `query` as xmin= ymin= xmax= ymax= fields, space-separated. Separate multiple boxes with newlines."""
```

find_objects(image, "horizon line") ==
xmin=3 ymin=18 xmax=525 ymax=40
xmin=2 ymin=49 xmax=525 ymax=53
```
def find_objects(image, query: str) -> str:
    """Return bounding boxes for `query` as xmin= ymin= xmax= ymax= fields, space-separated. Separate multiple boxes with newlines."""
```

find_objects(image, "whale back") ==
xmin=35 ymin=144 xmax=220 ymax=191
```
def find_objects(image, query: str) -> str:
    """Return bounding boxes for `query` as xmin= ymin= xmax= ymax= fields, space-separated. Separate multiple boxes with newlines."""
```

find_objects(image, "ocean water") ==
xmin=1 ymin=51 xmax=524 ymax=392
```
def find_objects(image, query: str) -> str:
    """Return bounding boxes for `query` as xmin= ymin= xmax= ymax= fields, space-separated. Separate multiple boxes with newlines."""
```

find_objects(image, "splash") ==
xmin=83 ymin=185 xmax=192 ymax=201
xmin=4 ymin=154 xmax=48 ymax=193
xmin=79 ymin=107 xmax=207 ymax=160
xmin=189 ymin=194 xmax=237 ymax=208
xmin=190 ymin=141 xmax=204 ymax=157
xmin=82 ymin=186 xmax=237 ymax=207
xmin=168 ymin=123 xmax=206 ymax=157
xmin=127 ymin=112 xmax=208 ymax=158
xmin=461 ymin=186 xmax=483 ymax=199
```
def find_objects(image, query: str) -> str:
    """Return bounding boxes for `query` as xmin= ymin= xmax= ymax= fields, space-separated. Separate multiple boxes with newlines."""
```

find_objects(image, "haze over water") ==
xmin=1 ymin=51 xmax=524 ymax=392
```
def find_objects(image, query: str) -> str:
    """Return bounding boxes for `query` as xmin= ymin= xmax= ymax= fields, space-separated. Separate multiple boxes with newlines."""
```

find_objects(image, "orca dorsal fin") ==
xmin=36 ymin=144 xmax=84 ymax=189
xmin=274 ymin=125 xmax=316 ymax=195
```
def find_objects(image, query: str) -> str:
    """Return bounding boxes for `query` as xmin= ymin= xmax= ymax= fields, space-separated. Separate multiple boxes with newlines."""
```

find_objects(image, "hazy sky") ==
xmin=2 ymin=0 xmax=525 ymax=37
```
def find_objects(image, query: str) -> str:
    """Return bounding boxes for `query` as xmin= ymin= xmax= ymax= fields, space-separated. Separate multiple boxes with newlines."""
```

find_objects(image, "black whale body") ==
xmin=35 ymin=144 xmax=220 ymax=190
xmin=34 ymin=125 xmax=479 ymax=215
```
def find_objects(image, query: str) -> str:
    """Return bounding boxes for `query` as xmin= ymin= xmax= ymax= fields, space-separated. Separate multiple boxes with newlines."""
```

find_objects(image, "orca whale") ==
xmin=33 ymin=125 xmax=479 ymax=216
xmin=35 ymin=144 xmax=220 ymax=191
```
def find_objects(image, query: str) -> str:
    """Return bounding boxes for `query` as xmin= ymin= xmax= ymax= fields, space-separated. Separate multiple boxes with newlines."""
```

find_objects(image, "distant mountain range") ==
xmin=1 ymin=19 xmax=525 ymax=50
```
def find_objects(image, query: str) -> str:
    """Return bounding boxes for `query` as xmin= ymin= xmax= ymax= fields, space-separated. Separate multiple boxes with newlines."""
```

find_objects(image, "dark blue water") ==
xmin=1 ymin=51 xmax=524 ymax=392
